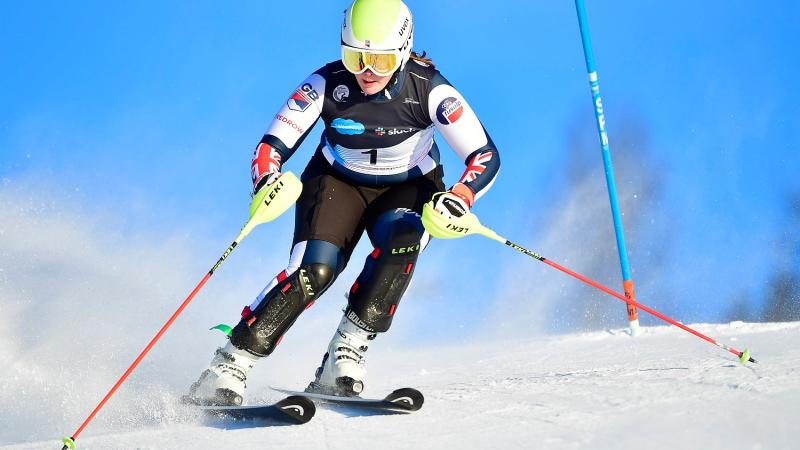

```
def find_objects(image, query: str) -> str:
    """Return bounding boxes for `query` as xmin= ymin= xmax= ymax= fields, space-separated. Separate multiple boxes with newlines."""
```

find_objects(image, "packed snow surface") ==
xmin=1 ymin=321 xmax=797 ymax=450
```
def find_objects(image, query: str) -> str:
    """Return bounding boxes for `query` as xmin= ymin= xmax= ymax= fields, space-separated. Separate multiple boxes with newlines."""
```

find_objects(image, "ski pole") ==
xmin=60 ymin=172 xmax=303 ymax=450
xmin=574 ymin=0 xmax=640 ymax=334
xmin=421 ymin=204 xmax=757 ymax=365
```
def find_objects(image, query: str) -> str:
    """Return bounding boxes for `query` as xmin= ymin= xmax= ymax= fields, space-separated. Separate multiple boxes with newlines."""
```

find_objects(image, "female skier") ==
xmin=188 ymin=0 xmax=500 ymax=406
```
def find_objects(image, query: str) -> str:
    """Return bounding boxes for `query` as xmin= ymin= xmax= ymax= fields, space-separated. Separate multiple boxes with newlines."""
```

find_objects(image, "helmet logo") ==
xmin=399 ymin=17 xmax=409 ymax=36
xmin=364 ymin=40 xmax=371 ymax=48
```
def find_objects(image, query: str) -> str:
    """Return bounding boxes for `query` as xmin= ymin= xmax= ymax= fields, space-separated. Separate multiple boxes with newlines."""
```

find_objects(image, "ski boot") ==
xmin=306 ymin=314 xmax=377 ymax=397
xmin=185 ymin=342 xmax=259 ymax=406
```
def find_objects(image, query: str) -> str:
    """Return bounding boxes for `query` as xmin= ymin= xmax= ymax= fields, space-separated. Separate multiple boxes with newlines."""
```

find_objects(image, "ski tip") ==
xmin=61 ymin=437 xmax=76 ymax=450
xmin=384 ymin=388 xmax=424 ymax=412
xmin=274 ymin=395 xmax=316 ymax=424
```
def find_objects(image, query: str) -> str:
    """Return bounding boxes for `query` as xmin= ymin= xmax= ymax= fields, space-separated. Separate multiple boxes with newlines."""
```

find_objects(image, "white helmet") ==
xmin=341 ymin=0 xmax=414 ymax=71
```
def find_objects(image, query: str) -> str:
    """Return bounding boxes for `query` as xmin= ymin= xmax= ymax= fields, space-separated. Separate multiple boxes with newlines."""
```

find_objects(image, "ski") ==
xmin=187 ymin=395 xmax=316 ymax=425
xmin=272 ymin=387 xmax=424 ymax=413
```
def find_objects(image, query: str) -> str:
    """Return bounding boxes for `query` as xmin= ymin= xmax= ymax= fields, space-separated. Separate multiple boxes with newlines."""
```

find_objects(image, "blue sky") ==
xmin=1 ymin=1 xmax=798 ymax=339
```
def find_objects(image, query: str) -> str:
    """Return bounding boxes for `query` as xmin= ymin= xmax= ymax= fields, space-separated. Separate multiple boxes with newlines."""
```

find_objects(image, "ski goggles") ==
xmin=341 ymin=46 xmax=403 ymax=76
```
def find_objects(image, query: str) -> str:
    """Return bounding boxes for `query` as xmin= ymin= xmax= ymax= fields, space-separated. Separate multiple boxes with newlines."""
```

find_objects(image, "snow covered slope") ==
xmin=2 ymin=321 xmax=797 ymax=450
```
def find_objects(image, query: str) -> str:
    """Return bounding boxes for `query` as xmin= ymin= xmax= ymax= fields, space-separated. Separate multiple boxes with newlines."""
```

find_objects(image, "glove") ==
xmin=432 ymin=184 xmax=473 ymax=218
xmin=253 ymin=171 xmax=281 ymax=196
xmin=251 ymin=143 xmax=283 ymax=195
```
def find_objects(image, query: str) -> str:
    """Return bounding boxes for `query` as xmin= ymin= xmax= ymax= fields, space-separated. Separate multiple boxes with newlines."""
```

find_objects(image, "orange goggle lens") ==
xmin=341 ymin=47 xmax=400 ymax=76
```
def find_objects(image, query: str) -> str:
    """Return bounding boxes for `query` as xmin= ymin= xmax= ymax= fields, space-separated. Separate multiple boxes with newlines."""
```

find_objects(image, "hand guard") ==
xmin=253 ymin=171 xmax=281 ymax=196
xmin=246 ymin=172 xmax=303 ymax=231
xmin=422 ymin=187 xmax=475 ymax=240
xmin=422 ymin=193 xmax=475 ymax=240
xmin=432 ymin=190 xmax=470 ymax=219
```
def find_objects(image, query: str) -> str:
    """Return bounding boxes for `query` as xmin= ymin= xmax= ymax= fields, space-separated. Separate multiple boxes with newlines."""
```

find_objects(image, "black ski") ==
xmin=272 ymin=387 xmax=424 ymax=413
xmin=189 ymin=395 xmax=316 ymax=425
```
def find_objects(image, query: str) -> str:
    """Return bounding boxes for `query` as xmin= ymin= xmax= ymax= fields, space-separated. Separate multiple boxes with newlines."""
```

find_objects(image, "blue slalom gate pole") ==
xmin=574 ymin=0 xmax=640 ymax=334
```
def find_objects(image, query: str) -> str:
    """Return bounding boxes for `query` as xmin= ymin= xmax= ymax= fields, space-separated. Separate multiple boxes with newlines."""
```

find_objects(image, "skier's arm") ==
xmin=251 ymin=72 xmax=326 ymax=192
xmin=427 ymin=74 xmax=500 ymax=211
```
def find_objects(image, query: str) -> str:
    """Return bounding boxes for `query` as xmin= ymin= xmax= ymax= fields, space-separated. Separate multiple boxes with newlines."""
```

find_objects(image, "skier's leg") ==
xmin=347 ymin=208 xmax=426 ymax=332
xmin=308 ymin=167 xmax=443 ymax=397
xmin=230 ymin=239 xmax=344 ymax=356
xmin=308 ymin=208 xmax=427 ymax=396
xmin=187 ymin=240 xmax=344 ymax=406
xmin=344 ymin=165 xmax=444 ymax=333
xmin=188 ymin=156 xmax=369 ymax=405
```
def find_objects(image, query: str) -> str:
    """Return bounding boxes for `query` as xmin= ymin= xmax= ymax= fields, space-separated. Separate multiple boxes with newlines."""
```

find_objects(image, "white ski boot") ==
xmin=186 ymin=342 xmax=259 ymax=406
xmin=307 ymin=314 xmax=378 ymax=397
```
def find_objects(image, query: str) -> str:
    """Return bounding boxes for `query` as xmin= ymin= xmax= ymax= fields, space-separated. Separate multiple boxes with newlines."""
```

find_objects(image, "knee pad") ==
xmin=347 ymin=209 xmax=424 ymax=332
xmin=231 ymin=263 xmax=335 ymax=356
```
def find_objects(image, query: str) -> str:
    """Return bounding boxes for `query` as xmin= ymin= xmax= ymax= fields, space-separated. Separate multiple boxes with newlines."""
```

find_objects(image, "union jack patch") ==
xmin=251 ymin=143 xmax=282 ymax=184
xmin=459 ymin=151 xmax=493 ymax=183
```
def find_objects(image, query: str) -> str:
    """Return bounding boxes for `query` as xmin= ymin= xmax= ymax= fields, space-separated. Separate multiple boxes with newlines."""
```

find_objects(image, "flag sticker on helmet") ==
xmin=436 ymin=97 xmax=464 ymax=125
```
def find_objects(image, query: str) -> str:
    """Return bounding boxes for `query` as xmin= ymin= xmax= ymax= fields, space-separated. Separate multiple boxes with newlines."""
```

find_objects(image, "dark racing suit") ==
xmin=231 ymin=59 xmax=501 ymax=357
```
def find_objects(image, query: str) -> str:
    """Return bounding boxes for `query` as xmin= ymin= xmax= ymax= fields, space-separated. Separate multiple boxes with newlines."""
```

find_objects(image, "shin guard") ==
xmin=231 ymin=263 xmax=334 ymax=356
xmin=346 ymin=209 xmax=423 ymax=332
